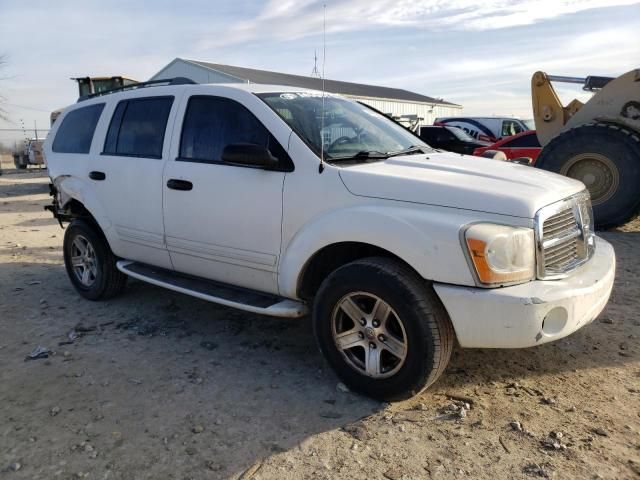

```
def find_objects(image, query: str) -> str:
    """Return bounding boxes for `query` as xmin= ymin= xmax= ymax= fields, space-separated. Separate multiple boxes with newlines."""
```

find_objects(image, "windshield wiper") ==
xmin=387 ymin=145 xmax=428 ymax=157
xmin=328 ymin=150 xmax=390 ymax=162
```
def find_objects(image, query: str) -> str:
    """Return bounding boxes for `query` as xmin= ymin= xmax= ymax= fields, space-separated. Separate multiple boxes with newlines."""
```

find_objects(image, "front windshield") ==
xmin=446 ymin=126 xmax=476 ymax=142
xmin=522 ymin=119 xmax=535 ymax=130
xmin=257 ymin=92 xmax=431 ymax=160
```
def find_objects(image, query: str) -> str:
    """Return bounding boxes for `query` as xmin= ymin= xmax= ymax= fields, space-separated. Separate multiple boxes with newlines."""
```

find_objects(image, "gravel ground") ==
xmin=0 ymin=168 xmax=639 ymax=480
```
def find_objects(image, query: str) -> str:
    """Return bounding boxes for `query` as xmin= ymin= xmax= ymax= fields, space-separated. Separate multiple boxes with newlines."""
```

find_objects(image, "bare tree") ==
xmin=0 ymin=55 xmax=8 ymax=121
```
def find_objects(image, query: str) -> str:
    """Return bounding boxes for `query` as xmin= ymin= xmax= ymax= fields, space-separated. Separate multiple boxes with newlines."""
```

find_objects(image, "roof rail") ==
xmin=77 ymin=77 xmax=197 ymax=102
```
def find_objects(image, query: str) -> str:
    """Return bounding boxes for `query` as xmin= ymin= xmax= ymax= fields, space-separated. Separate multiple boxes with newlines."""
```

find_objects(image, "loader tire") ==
xmin=536 ymin=123 xmax=640 ymax=229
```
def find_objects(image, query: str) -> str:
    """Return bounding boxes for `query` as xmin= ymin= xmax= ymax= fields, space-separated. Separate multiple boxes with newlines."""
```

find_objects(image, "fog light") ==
xmin=542 ymin=307 xmax=568 ymax=335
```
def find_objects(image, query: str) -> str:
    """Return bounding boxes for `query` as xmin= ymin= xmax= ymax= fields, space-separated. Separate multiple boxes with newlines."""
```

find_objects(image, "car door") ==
xmin=162 ymin=91 xmax=293 ymax=294
xmin=89 ymin=91 xmax=181 ymax=269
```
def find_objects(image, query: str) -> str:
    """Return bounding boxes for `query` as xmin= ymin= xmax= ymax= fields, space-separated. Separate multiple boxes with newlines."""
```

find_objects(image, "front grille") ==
xmin=535 ymin=192 xmax=595 ymax=279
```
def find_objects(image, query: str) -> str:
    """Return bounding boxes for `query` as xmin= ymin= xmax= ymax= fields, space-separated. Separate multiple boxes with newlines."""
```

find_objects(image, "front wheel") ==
xmin=313 ymin=257 xmax=454 ymax=401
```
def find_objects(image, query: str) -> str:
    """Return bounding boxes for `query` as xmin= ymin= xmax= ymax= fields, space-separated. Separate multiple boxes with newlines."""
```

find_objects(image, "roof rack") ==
xmin=77 ymin=77 xmax=196 ymax=102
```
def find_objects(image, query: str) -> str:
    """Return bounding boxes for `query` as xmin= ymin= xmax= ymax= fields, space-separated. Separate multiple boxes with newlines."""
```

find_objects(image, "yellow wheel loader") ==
xmin=532 ymin=69 xmax=640 ymax=228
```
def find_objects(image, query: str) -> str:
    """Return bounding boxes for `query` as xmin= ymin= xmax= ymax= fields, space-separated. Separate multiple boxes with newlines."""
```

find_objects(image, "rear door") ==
xmin=89 ymin=90 xmax=181 ymax=268
xmin=162 ymin=89 xmax=293 ymax=294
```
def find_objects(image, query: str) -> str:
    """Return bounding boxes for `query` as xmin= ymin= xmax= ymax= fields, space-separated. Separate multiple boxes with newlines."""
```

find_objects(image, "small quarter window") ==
xmin=52 ymin=103 xmax=105 ymax=154
xmin=103 ymin=96 xmax=173 ymax=158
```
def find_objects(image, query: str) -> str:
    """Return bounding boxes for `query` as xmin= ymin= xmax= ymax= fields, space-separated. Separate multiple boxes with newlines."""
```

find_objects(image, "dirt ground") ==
xmin=1 ymin=166 xmax=639 ymax=480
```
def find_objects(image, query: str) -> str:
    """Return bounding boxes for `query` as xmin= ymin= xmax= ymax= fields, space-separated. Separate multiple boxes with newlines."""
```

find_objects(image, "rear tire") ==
xmin=312 ymin=257 xmax=454 ymax=401
xmin=536 ymin=123 xmax=640 ymax=229
xmin=63 ymin=219 xmax=127 ymax=300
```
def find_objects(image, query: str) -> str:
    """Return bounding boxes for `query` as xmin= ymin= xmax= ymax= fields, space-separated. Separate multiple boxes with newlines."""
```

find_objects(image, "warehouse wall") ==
xmin=350 ymin=96 xmax=462 ymax=127
xmin=150 ymin=60 xmax=462 ymax=126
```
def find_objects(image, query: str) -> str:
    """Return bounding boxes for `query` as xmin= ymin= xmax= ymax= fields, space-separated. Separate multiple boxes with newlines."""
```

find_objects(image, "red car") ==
xmin=473 ymin=130 xmax=541 ymax=163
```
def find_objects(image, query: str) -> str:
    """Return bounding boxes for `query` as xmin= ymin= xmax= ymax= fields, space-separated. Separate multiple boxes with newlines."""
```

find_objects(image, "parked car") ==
xmin=418 ymin=125 xmax=491 ymax=154
xmin=473 ymin=130 xmax=542 ymax=163
xmin=13 ymin=139 xmax=46 ymax=169
xmin=43 ymin=81 xmax=615 ymax=401
xmin=434 ymin=116 xmax=531 ymax=142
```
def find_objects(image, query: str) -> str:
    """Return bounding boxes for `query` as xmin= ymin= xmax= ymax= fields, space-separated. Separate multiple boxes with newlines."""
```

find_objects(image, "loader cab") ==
xmin=72 ymin=76 xmax=138 ymax=100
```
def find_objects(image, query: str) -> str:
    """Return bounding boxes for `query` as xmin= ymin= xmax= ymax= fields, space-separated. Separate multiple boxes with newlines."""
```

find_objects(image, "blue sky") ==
xmin=0 ymin=0 xmax=638 ymax=134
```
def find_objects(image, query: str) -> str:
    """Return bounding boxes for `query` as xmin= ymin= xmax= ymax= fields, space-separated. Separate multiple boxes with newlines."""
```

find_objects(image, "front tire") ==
xmin=312 ymin=257 xmax=454 ymax=401
xmin=63 ymin=219 xmax=127 ymax=300
xmin=536 ymin=123 xmax=640 ymax=229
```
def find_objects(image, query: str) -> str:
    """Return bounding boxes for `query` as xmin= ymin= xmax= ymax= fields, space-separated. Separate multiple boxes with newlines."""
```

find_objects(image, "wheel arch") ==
xmin=296 ymin=241 xmax=421 ymax=301
xmin=54 ymin=175 xmax=119 ymax=253
xmin=277 ymin=205 xmax=476 ymax=299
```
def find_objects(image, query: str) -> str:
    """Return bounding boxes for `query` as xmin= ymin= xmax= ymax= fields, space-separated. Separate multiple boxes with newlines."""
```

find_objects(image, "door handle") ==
xmin=89 ymin=171 xmax=106 ymax=181
xmin=166 ymin=179 xmax=193 ymax=191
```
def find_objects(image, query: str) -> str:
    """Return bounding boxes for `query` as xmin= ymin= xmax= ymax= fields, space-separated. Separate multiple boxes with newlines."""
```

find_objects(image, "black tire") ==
xmin=536 ymin=123 xmax=640 ymax=229
xmin=312 ymin=257 xmax=454 ymax=401
xmin=63 ymin=219 xmax=127 ymax=300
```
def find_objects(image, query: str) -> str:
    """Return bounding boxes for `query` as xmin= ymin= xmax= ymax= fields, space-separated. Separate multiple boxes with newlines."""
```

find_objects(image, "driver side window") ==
xmin=501 ymin=120 xmax=523 ymax=137
xmin=179 ymin=96 xmax=292 ymax=169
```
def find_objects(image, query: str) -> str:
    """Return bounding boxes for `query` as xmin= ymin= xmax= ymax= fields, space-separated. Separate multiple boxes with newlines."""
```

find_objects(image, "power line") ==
xmin=3 ymin=103 xmax=52 ymax=113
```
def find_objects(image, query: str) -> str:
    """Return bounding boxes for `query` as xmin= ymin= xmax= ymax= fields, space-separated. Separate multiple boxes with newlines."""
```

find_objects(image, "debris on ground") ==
xmin=522 ymin=463 xmax=552 ymax=478
xmin=510 ymin=420 xmax=523 ymax=432
xmin=436 ymin=400 xmax=470 ymax=420
xmin=336 ymin=382 xmax=350 ymax=393
xmin=542 ymin=431 xmax=567 ymax=451
xmin=25 ymin=345 xmax=50 ymax=361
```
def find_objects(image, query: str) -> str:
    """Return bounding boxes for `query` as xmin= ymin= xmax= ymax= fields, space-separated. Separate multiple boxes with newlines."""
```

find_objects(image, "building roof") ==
xmin=180 ymin=58 xmax=459 ymax=107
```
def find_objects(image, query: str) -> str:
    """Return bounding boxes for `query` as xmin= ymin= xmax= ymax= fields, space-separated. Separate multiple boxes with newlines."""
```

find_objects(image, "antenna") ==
xmin=319 ymin=3 xmax=327 ymax=174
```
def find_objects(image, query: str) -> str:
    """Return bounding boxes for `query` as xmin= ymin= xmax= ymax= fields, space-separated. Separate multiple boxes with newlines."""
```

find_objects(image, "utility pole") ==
xmin=310 ymin=50 xmax=321 ymax=79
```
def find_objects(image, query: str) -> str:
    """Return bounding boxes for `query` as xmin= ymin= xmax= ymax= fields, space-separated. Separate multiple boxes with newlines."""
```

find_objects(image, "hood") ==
xmin=338 ymin=152 xmax=585 ymax=218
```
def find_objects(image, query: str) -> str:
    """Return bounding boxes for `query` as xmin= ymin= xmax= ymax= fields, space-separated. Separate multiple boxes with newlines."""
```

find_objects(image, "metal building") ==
xmin=150 ymin=58 xmax=462 ymax=128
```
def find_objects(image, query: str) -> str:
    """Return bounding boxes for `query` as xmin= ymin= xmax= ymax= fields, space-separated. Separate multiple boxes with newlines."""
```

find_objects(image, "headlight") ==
xmin=464 ymin=224 xmax=535 ymax=286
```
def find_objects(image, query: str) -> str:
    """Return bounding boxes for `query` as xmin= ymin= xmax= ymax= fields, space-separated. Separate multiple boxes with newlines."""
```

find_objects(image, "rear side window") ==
xmin=178 ymin=96 xmax=292 ymax=169
xmin=103 ymin=96 xmax=173 ymax=158
xmin=504 ymin=133 xmax=541 ymax=148
xmin=52 ymin=103 xmax=105 ymax=153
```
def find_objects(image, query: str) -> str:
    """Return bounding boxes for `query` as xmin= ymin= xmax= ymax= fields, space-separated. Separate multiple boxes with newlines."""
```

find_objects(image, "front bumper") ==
xmin=434 ymin=237 xmax=615 ymax=348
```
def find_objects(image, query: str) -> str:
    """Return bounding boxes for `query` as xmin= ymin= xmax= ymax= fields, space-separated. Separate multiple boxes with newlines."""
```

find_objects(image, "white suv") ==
xmin=43 ymin=79 xmax=615 ymax=400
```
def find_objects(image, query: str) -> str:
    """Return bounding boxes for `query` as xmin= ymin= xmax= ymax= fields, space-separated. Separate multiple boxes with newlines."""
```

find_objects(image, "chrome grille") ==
xmin=535 ymin=192 xmax=595 ymax=279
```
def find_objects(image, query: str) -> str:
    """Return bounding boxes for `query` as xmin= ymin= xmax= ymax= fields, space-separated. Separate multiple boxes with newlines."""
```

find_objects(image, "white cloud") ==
xmin=198 ymin=0 xmax=640 ymax=47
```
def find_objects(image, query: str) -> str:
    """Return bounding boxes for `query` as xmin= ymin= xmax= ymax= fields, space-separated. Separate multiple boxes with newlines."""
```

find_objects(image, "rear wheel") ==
xmin=63 ymin=219 xmax=127 ymax=300
xmin=536 ymin=123 xmax=640 ymax=228
xmin=312 ymin=257 xmax=454 ymax=401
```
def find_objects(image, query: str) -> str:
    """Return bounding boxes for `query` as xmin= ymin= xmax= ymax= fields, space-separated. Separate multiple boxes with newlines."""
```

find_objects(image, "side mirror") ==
xmin=221 ymin=143 xmax=279 ymax=169
xmin=510 ymin=157 xmax=533 ymax=166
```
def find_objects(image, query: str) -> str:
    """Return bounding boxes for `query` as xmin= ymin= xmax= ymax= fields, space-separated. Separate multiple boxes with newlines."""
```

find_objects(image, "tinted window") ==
xmin=179 ymin=96 xmax=291 ymax=169
xmin=419 ymin=128 xmax=437 ymax=141
xmin=52 ymin=103 xmax=105 ymax=153
xmin=104 ymin=97 xmax=173 ymax=158
xmin=504 ymin=133 xmax=541 ymax=148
